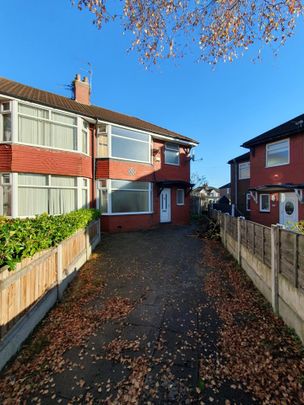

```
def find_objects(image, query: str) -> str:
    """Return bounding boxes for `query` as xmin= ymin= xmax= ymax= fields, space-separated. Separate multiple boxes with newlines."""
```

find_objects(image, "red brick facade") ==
xmin=249 ymin=133 xmax=304 ymax=226
xmin=97 ymin=142 xmax=191 ymax=232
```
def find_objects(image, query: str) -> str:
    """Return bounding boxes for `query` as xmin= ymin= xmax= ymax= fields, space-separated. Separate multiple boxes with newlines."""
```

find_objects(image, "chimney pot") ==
xmin=73 ymin=73 xmax=90 ymax=105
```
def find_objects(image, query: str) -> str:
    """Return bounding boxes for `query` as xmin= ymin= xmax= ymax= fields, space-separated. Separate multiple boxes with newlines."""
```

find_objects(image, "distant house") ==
xmin=218 ymin=182 xmax=231 ymax=201
xmin=225 ymin=113 xmax=304 ymax=227
xmin=242 ymin=115 xmax=304 ymax=227
xmin=0 ymin=75 xmax=198 ymax=231
xmin=191 ymin=185 xmax=220 ymax=212
xmin=228 ymin=152 xmax=251 ymax=218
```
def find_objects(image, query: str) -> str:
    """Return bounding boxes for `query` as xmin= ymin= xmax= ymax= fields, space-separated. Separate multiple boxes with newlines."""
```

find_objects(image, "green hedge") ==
xmin=0 ymin=209 xmax=100 ymax=270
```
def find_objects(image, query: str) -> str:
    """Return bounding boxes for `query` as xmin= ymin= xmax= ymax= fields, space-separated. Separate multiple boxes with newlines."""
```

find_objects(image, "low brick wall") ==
xmin=0 ymin=219 xmax=101 ymax=371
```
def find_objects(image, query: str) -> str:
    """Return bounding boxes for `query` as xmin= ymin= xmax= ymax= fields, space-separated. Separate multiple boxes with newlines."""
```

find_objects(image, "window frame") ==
xmin=266 ymin=138 xmax=290 ymax=168
xmin=238 ymin=161 xmax=250 ymax=180
xmin=176 ymin=189 xmax=185 ymax=206
xmin=164 ymin=142 xmax=180 ymax=166
xmin=259 ymin=193 xmax=270 ymax=213
xmin=109 ymin=124 xmax=152 ymax=164
xmin=98 ymin=179 xmax=153 ymax=215
xmin=1 ymin=100 xmax=90 ymax=156
xmin=0 ymin=101 xmax=12 ymax=143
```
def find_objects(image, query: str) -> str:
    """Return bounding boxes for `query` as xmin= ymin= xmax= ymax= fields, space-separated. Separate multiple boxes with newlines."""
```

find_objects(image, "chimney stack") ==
xmin=73 ymin=74 xmax=91 ymax=105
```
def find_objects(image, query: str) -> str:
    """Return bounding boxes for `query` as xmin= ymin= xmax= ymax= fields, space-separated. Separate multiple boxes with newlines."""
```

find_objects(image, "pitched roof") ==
xmin=242 ymin=114 xmax=304 ymax=148
xmin=0 ymin=77 xmax=198 ymax=145
xmin=219 ymin=182 xmax=231 ymax=189
xmin=227 ymin=152 xmax=250 ymax=164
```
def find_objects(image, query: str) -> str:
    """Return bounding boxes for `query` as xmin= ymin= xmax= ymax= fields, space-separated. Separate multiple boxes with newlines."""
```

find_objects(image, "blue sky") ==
xmin=1 ymin=1 xmax=304 ymax=187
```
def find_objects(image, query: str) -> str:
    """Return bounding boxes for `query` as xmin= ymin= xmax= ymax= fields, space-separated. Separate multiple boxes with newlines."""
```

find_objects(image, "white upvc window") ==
xmin=176 ymin=189 xmax=185 ymax=206
xmin=238 ymin=162 xmax=250 ymax=180
xmin=110 ymin=125 xmax=151 ymax=163
xmin=246 ymin=192 xmax=251 ymax=211
xmin=0 ymin=173 xmax=90 ymax=217
xmin=165 ymin=142 xmax=180 ymax=165
xmin=17 ymin=102 xmax=89 ymax=154
xmin=260 ymin=194 xmax=270 ymax=212
xmin=0 ymin=173 xmax=12 ymax=216
xmin=0 ymin=101 xmax=12 ymax=142
xmin=266 ymin=139 xmax=289 ymax=167
xmin=97 ymin=179 xmax=153 ymax=215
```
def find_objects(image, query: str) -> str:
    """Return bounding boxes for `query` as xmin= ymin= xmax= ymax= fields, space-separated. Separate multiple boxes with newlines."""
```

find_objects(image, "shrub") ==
xmin=0 ymin=209 xmax=100 ymax=270
xmin=291 ymin=221 xmax=304 ymax=235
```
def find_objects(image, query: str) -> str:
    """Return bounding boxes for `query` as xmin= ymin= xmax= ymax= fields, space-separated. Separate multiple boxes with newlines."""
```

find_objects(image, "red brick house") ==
xmin=0 ymin=76 xmax=198 ymax=232
xmin=241 ymin=116 xmax=304 ymax=228
xmin=228 ymin=152 xmax=251 ymax=218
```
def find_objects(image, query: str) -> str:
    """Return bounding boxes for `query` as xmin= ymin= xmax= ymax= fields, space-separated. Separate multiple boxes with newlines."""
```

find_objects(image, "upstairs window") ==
xmin=18 ymin=103 xmax=89 ymax=154
xmin=165 ymin=142 xmax=179 ymax=165
xmin=238 ymin=162 xmax=250 ymax=179
xmin=0 ymin=102 xmax=12 ymax=142
xmin=111 ymin=126 xmax=150 ymax=163
xmin=266 ymin=139 xmax=289 ymax=167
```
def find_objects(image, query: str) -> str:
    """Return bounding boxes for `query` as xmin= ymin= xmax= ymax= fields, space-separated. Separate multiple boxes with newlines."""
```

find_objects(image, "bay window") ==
xmin=165 ymin=143 xmax=179 ymax=165
xmin=0 ymin=173 xmax=90 ymax=217
xmin=98 ymin=180 xmax=153 ymax=214
xmin=111 ymin=126 xmax=150 ymax=163
xmin=17 ymin=103 xmax=89 ymax=154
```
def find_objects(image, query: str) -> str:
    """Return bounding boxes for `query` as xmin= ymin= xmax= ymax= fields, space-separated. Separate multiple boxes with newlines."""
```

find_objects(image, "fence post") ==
xmin=271 ymin=224 xmax=282 ymax=314
xmin=223 ymin=213 xmax=229 ymax=247
xmin=237 ymin=216 xmax=244 ymax=265
xmin=56 ymin=244 xmax=63 ymax=300
xmin=85 ymin=226 xmax=91 ymax=260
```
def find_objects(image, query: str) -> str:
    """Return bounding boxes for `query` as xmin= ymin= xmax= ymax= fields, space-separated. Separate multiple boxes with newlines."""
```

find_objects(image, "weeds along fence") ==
xmin=209 ymin=209 xmax=304 ymax=343
xmin=0 ymin=219 xmax=100 ymax=371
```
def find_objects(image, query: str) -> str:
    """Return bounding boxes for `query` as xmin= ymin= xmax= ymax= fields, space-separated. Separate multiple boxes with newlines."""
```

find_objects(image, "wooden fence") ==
xmin=210 ymin=209 xmax=304 ymax=343
xmin=0 ymin=219 xmax=101 ymax=371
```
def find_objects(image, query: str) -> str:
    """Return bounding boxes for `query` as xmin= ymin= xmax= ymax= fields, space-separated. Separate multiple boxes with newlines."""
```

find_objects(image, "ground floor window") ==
xmin=176 ymin=189 xmax=185 ymax=206
xmin=0 ymin=172 xmax=89 ymax=217
xmin=260 ymin=193 xmax=270 ymax=212
xmin=98 ymin=179 xmax=153 ymax=214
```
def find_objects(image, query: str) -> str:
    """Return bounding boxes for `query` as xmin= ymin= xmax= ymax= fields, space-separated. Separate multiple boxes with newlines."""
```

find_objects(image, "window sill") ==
xmin=265 ymin=162 xmax=289 ymax=168
xmin=102 ymin=212 xmax=154 ymax=216
xmin=164 ymin=162 xmax=180 ymax=166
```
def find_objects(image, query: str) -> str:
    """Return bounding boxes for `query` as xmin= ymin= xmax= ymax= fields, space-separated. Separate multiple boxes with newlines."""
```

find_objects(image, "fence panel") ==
xmin=264 ymin=227 xmax=272 ymax=267
xmin=298 ymin=234 xmax=304 ymax=290
xmin=0 ymin=249 xmax=57 ymax=339
xmin=279 ymin=229 xmax=296 ymax=284
xmin=61 ymin=230 xmax=86 ymax=271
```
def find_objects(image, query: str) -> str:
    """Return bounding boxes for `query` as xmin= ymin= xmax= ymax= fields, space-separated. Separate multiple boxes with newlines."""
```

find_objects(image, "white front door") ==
xmin=160 ymin=188 xmax=171 ymax=223
xmin=279 ymin=192 xmax=298 ymax=228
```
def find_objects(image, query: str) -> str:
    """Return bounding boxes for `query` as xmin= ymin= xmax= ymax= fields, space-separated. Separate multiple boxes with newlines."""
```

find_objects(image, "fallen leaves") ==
xmin=200 ymin=238 xmax=304 ymax=404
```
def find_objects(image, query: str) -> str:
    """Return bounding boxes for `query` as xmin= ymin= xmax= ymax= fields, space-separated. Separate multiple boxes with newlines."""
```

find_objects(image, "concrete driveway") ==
xmin=0 ymin=225 xmax=265 ymax=404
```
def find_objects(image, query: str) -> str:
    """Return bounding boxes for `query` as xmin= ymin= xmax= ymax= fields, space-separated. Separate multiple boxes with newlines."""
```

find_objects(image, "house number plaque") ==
xmin=128 ymin=167 xmax=136 ymax=176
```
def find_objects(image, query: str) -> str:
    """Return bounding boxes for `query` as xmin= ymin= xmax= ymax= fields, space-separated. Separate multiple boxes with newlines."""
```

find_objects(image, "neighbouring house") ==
xmin=218 ymin=182 xmax=231 ymax=201
xmin=191 ymin=184 xmax=220 ymax=212
xmin=241 ymin=115 xmax=304 ymax=228
xmin=0 ymin=75 xmax=198 ymax=232
xmin=228 ymin=152 xmax=251 ymax=218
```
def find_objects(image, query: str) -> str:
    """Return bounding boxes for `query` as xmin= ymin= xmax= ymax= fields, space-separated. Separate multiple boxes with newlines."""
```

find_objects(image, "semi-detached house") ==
xmin=0 ymin=75 xmax=198 ymax=232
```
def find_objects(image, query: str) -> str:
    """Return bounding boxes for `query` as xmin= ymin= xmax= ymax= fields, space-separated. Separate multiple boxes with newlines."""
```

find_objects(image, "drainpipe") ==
xmin=92 ymin=119 xmax=98 ymax=208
